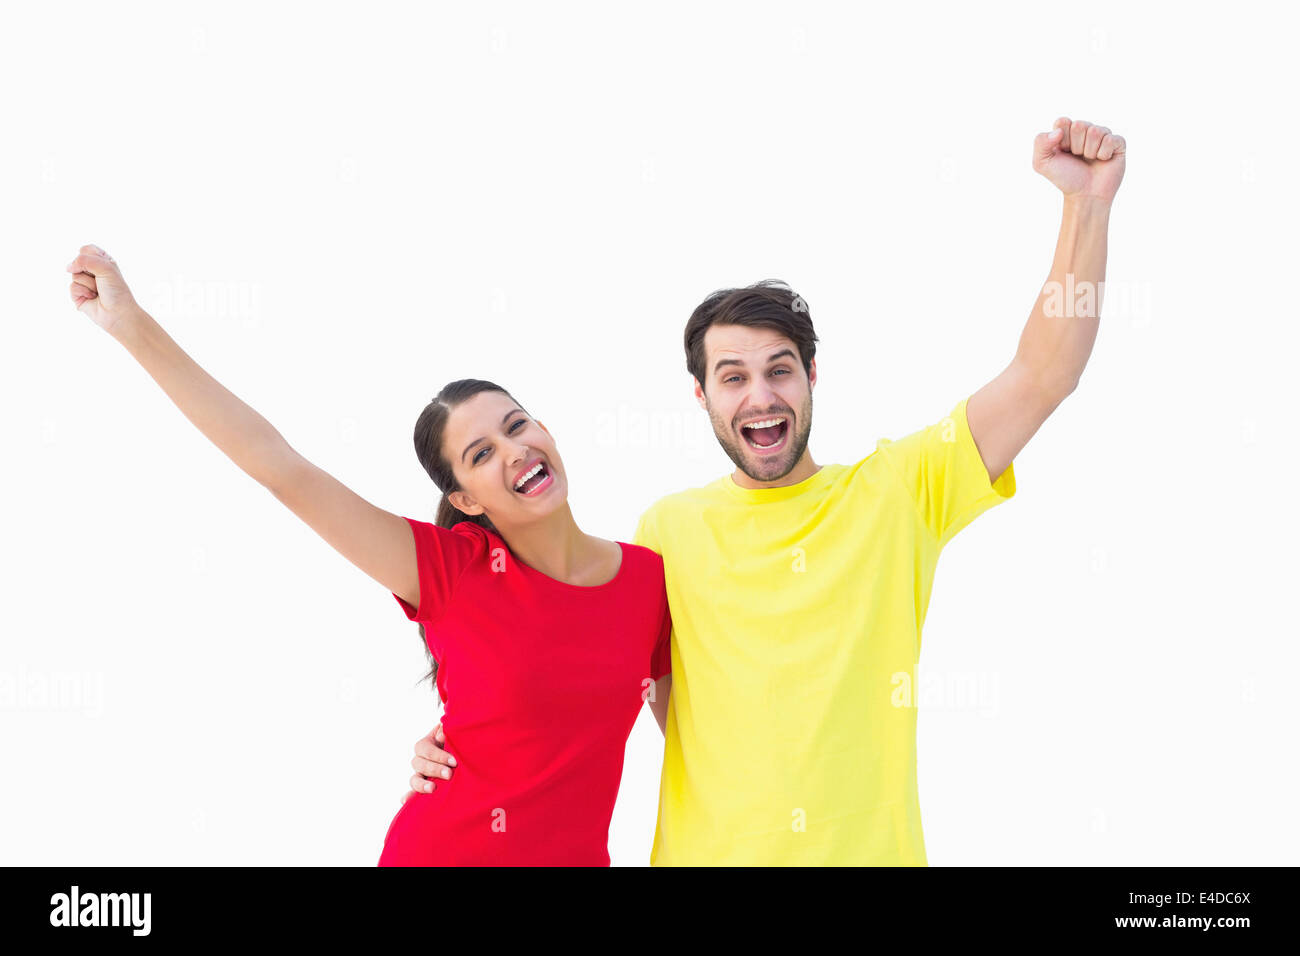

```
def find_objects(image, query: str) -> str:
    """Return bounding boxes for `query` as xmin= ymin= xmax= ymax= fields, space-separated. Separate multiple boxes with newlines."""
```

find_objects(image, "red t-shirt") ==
xmin=377 ymin=517 xmax=672 ymax=866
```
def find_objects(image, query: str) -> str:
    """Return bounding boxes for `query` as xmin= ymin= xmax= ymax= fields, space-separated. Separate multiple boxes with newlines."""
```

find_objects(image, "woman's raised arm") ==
xmin=65 ymin=244 xmax=420 ymax=609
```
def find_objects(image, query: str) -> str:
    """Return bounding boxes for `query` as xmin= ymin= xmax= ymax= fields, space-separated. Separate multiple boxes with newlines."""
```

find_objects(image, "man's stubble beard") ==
xmin=706 ymin=389 xmax=813 ymax=483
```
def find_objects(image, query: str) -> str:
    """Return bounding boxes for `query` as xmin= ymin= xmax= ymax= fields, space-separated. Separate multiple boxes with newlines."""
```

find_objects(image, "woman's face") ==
xmin=442 ymin=390 xmax=568 ymax=526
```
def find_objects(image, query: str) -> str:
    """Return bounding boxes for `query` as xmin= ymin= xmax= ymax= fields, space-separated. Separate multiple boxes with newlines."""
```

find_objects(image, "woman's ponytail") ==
xmin=409 ymin=379 xmax=523 ymax=688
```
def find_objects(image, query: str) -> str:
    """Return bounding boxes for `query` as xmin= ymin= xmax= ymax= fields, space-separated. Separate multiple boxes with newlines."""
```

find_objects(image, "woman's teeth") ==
xmin=514 ymin=462 xmax=545 ymax=490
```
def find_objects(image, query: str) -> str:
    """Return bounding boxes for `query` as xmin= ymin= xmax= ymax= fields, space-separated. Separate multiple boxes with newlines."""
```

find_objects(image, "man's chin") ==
xmin=737 ymin=454 xmax=798 ymax=483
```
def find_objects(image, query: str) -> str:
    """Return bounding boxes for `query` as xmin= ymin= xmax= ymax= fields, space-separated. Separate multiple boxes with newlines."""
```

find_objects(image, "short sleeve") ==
xmin=650 ymin=581 xmax=672 ymax=682
xmin=632 ymin=504 xmax=662 ymax=556
xmin=391 ymin=517 xmax=484 ymax=624
xmin=875 ymin=396 xmax=1017 ymax=550
xmin=635 ymin=507 xmax=671 ymax=679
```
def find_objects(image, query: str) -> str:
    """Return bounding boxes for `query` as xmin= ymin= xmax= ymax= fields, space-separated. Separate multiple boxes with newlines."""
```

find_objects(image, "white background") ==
xmin=3 ymin=1 xmax=1296 ymax=866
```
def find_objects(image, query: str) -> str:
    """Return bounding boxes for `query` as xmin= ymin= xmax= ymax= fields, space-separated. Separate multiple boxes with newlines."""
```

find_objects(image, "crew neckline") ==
xmin=719 ymin=464 xmax=838 ymax=503
xmin=480 ymin=526 xmax=628 ymax=591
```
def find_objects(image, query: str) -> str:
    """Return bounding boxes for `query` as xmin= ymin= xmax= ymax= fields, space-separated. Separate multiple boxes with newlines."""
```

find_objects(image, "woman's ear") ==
xmin=449 ymin=490 xmax=484 ymax=516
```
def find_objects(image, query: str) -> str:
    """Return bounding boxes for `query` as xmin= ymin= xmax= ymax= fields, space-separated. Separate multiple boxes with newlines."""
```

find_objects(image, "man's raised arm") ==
xmin=967 ymin=116 xmax=1126 ymax=483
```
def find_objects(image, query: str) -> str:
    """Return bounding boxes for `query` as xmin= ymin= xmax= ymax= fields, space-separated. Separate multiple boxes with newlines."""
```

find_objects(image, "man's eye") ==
xmin=772 ymin=368 xmax=789 ymax=375
xmin=723 ymin=375 xmax=740 ymax=384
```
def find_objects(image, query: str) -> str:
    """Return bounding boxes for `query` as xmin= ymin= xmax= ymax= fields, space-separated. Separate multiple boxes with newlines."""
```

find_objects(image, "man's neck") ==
xmin=730 ymin=451 xmax=822 ymax=490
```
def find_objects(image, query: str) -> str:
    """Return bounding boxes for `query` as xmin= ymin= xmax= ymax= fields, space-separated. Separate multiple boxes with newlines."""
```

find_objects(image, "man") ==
xmin=408 ymin=116 xmax=1125 ymax=864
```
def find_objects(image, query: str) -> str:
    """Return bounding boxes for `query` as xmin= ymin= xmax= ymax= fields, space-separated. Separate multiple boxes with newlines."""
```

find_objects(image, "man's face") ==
xmin=695 ymin=324 xmax=816 ymax=483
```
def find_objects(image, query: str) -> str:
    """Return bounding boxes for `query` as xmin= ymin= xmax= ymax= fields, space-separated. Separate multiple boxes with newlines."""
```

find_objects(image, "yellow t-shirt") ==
xmin=633 ymin=396 xmax=1016 ymax=865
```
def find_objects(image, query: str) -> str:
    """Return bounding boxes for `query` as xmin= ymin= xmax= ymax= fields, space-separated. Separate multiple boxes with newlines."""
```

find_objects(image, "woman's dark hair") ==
xmin=411 ymin=378 xmax=527 ymax=688
xmin=683 ymin=279 xmax=819 ymax=393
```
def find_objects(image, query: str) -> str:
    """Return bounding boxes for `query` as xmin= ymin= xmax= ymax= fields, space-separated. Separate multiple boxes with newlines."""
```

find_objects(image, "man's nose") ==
xmin=744 ymin=380 xmax=781 ymax=411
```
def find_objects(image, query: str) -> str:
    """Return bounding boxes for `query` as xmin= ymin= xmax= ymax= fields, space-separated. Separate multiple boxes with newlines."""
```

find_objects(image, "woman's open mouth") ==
xmin=513 ymin=459 xmax=555 ymax=497
xmin=740 ymin=416 xmax=790 ymax=454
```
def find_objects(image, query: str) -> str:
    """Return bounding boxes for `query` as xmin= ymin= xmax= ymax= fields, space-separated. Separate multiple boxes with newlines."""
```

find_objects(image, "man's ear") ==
xmin=449 ymin=490 xmax=484 ymax=516
xmin=808 ymin=357 xmax=817 ymax=389
xmin=693 ymin=379 xmax=707 ymax=410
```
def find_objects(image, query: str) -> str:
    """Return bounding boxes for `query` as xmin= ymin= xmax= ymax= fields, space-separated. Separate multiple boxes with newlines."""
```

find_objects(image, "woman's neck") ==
xmin=494 ymin=504 xmax=610 ymax=586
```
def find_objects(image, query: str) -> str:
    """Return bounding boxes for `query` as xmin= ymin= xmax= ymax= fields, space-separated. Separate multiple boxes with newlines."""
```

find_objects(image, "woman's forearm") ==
xmin=110 ymin=305 xmax=301 ymax=489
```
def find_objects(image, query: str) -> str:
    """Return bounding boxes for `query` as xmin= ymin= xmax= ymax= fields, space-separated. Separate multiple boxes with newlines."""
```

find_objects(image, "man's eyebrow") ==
xmin=461 ymin=407 xmax=526 ymax=463
xmin=712 ymin=349 xmax=797 ymax=375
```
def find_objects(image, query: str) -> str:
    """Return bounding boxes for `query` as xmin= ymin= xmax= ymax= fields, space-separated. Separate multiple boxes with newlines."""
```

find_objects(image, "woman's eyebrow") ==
xmin=461 ymin=408 xmax=526 ymax=462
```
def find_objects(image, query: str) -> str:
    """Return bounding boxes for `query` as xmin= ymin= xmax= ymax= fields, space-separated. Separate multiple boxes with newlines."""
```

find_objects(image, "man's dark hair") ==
xmin=684 ymin=279 xmax=819 ymax=393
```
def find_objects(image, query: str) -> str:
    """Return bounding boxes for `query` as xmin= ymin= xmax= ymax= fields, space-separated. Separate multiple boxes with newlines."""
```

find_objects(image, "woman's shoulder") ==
xmin=448 ymin=520 xmax=504 ymax=558
xmin=405 ymin=516 xmax=496 ymax=565
xmin=448 ymin=519 xmax=493 ymax=540
xmin=618 ymin=539 xmax=664 ymax=562
xmin=612 ymin=542 xmax=668 ymax=619
xmin=615 ymin=539 xmax=667 ymax=579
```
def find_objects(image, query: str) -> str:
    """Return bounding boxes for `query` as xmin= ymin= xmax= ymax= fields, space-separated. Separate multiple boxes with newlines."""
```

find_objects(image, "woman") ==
xmin=65 ymin=244 xmax=672 ymax=866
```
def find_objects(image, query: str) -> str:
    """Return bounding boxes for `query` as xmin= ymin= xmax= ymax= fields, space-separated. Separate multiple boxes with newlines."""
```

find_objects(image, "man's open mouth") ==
xmin=740 ymin=416 xmax=789 ymax=452
xmin=513 ymin=459 xmax=554 ymax=496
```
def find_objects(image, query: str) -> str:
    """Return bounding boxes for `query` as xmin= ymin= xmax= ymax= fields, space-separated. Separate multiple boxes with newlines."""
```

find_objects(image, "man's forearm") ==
xmin=1014 ymin=194 xmax=1111 ymax=397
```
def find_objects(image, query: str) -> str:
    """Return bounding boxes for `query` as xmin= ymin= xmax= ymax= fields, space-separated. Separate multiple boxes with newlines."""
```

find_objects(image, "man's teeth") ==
xmin=741 ymin=416 xmax=787 ymax=449
xmin=514 ymin=462 xmax=544 ymax=490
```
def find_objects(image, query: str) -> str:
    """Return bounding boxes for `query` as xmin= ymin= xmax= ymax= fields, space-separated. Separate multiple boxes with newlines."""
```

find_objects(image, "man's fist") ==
xmin=402 ymin=722 xmax=457 ymax=804
xmin=1033 ymin=117 xmax=1126 ymax=203
xmin=66 ymin=244 xmax=140 ymax=333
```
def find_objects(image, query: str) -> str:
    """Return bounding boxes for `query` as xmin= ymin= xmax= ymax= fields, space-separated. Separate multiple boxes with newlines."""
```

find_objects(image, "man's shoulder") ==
xmin=640 ymin=475 xmax=730 ymax=518
xmin=633 ymin=475 xmax=730 ymax=550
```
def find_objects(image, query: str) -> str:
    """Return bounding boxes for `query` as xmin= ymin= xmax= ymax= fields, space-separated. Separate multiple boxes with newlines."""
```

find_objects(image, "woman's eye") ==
xmin=509 ymin=419 xmax=526 ymax=432
xmin=473 ymin=448 xmax=489 ymax=464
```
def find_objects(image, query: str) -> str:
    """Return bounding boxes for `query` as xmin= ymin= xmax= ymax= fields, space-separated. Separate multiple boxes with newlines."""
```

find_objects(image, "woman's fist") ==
xmin=66 ymin=244 xmax=140 ymax=334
